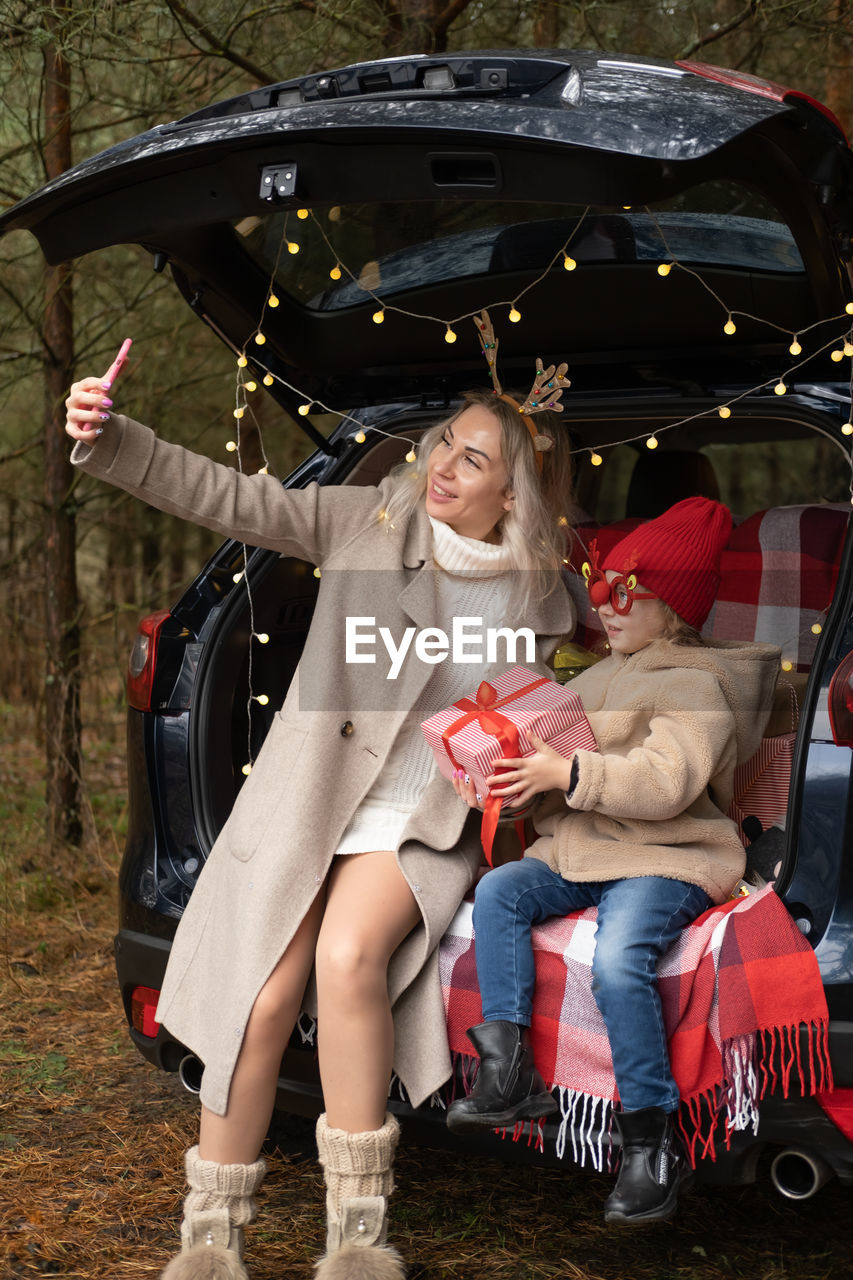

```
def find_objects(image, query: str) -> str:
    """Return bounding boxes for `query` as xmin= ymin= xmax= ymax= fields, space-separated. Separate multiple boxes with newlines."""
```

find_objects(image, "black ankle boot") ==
xmin=604 ymin=1107 xmax=687 ymax=1225
xmin=446 ymin=1021 xmax=558 ymax=1134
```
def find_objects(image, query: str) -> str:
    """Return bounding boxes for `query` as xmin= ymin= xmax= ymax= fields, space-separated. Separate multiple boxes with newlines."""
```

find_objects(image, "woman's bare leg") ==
xmin=198 ymin=888 xmax=326 ymax=1164
xmin=315 ymin=850 xmax=420 ymax=1133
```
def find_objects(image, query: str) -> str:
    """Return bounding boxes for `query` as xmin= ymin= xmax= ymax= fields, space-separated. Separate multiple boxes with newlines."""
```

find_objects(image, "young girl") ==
xmin=447 ymin=497 xmax=781 ymax=1225
xmin=64 ymin=369 xmax=574 ymax=1278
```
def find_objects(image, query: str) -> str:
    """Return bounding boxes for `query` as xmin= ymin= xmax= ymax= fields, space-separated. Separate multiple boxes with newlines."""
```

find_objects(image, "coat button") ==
xmin=340 ymin=720 xmax=354 ymax=737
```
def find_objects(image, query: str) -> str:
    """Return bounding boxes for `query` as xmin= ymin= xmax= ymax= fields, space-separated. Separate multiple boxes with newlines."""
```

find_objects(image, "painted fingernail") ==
xmin=464 ymin=774 xmax=470 ymax=785
xmin=99 ymin=412 xmax=110 ymax=421
xmin=101 ymin=397 xmax=113 ymax=407
xmin=101 ymin=380 xmax=112 ymax=390
xmin=95 ymin=427 xmax=104 ymax=436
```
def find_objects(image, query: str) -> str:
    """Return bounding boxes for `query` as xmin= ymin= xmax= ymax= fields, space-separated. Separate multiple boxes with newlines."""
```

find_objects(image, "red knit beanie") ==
xmin=602 ymin=497 xmax=732 ymax=629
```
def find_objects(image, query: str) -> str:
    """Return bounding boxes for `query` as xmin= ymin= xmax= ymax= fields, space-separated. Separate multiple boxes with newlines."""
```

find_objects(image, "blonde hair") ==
xmin=383 ymin=389 xmax=573 ymax=607
xmin=660 ymin=601 xmax=704 ymax=646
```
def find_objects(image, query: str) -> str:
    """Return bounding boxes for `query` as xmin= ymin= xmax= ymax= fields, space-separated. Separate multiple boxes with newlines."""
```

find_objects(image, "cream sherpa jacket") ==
xmin=529 ymin=637 xmax=781 ymax=904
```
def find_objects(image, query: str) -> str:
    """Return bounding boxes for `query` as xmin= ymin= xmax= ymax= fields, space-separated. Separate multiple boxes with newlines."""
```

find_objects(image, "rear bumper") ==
xmin=114 ymin=928 xmax=188 ymax=1072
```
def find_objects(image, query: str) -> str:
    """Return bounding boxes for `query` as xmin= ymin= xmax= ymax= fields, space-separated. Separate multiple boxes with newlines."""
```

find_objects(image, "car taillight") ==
xmin=130 ymin=985 xmax=161 ymax=1038
xmin=127 ymin=610 xmax=171 ymax=711
xmin=678 ymin=60 xmax=847 ymax=140
xmin=828 ymin=651 xmax=853 ymax=747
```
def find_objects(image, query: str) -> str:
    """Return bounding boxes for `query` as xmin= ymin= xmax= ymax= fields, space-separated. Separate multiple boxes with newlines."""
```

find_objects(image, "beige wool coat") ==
xmin=72 ymin=415 xmax=575 ymax=1114
xmin=529 ymin=636 xmax=781 ymax=903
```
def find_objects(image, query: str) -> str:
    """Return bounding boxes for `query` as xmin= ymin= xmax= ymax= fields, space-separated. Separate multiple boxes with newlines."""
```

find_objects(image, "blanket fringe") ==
xmin=675 ymin=1020 xmax=834 ymax=1168
xmin=555 ymin=1087 xmax=612 ymax=1171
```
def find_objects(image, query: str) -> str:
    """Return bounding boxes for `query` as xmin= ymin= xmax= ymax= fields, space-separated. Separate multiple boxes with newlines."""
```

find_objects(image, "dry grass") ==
xmin=0 ymin=700 xmax=850 ymax=1279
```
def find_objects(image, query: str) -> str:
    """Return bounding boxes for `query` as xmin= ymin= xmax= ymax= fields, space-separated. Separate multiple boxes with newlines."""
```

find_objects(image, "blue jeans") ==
xmin=471 ymin=858 xmax=711 ymax=1112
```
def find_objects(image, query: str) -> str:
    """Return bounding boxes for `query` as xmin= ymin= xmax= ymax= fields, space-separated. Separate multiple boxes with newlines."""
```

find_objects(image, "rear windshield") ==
xmin=234 ymin=180 xmax=803 ymax=313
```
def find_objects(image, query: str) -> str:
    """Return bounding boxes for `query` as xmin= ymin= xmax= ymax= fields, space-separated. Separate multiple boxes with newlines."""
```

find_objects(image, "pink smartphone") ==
xmin=102 ymin=338 xmax=133 ymax=389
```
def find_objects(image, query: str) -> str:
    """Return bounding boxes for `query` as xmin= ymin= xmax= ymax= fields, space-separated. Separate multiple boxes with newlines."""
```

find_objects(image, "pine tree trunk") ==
xmin=825 ymin=0 xmax=852 ymax=137
xmin=42 ymin=2 xmax=83 ymax=848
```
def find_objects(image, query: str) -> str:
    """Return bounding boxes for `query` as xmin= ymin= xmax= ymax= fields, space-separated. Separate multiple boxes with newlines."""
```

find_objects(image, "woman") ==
xmin=65 ymin=369 xmax=575 ymax=1279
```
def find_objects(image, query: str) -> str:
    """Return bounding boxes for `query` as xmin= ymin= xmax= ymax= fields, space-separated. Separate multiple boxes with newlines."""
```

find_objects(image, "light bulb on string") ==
xmin=268 ymin=294 xmax=280 ymax=308
xmin=843 ymin=422 xmax=853 ymax=436
xmin=287 ymin=241 xmax=300 ymax=256
xmin=789 ymin=336 xmax=802 ymax=356
xmin=444 ymin=326 xmax=457 ymax=344
xmin=508 ymin=306 xmax=521 ymax=323
xmin=590 ymin=452 xmax=603 ymax=467
xmin=646 ymin=435 xmax=659 ymax=450
xmin=372 ymin=308 xmax=385 ymax=325
xmin=233 ymin=407 xmax=245 ymax=419
xmin=254 ymin=693 xmax=270 ymax=705
xmin=255 ymin=332 xmax=266 ymax=345
xmin=263 ymin=373 xmax=274 ymax=386
xmin=313 ymin=567 xmax=322 ymax=578
xmin=847 ymin=303 xmax=853 ymax=315
xmin=330 ymin=264 xmax=342 ymax=280
xmin=774 ymin=381 xmax=787 ymax=396
xmin=844 ymin=341 xmax=853 ymax=357
xmin=233 ymin=571 xmax=244 ymax=584
xmin=563 ymin=255 xmax=577 ymax=271
xmin=355 ymin=430 xmax=366 ymax=444
xmin=405 ymin=448 xmax=417 ymax=463
xmin=657 ymin=263 xmax=672 ymax=277
xmin=241 ymin=762 xmax=252 ymax=776
xmin=237 ymin=354 xmax=248 ymax=368
xmin=718 ymin=406 xmax=731 ymax=419
xmin=297 ymin=208 xmax=309 ymax=220
xmin=254 ymin=632 xmax=269 ymax=645
xmin=258 ymin=465 xmax=269 ymax=475
xmin=811 ymin=623 xmax=823 ymax=635
xmin=244 ymin=380 xmax=257 ymax=392
xmin=831 ymin=348 xmax=845 ymax=362
xmin=781 ymin=659 xmax=793 ymax=672
xmin=226 ymin=440 xmax=238 ymax=452
xmin=723 ymin=317 xmax=737 ymax=336
xmin=298 ymin=403 xmax=312 ymax=416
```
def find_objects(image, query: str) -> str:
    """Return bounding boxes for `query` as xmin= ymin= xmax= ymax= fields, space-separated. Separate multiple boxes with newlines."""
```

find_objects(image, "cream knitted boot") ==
xmin=314 ymin=1113 xmax=405 ymax=1279
xmin=160 ymin=1146 xmax=266 ymax=1279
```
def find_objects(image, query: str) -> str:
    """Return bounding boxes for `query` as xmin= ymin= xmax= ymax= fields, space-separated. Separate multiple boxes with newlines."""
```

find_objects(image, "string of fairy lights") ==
xmin=225 ymin=203 xmax=853 ymax=773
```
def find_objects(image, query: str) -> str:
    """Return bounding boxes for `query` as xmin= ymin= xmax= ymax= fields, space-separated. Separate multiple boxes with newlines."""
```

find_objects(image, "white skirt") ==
xmin=334 ymin=796 xmax=420 ymax=856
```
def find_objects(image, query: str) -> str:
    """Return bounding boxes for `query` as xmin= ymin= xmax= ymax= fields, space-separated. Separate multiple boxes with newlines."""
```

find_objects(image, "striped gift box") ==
xmin=728 ymin=732 xmax=795 ymax=845
xmin=421 ymin=665 xmax=598 ymax=805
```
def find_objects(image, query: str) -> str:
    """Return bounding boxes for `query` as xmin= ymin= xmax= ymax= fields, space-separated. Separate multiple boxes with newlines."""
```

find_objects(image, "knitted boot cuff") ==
xmin=316 ymin=1114 xmax=399 ymax=1205
xmin=183 ymin=1146 xmax=267 ymax=1228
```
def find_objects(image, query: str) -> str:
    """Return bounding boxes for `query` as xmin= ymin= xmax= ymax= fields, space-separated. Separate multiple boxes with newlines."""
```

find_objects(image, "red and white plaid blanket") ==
xmin=439 ymin=883 xmax=832 ymax=1169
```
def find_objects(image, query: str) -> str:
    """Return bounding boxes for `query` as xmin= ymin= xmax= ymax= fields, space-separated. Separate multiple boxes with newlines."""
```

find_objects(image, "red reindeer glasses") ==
xmin=581 ymin=540 xmax=657 ymax=615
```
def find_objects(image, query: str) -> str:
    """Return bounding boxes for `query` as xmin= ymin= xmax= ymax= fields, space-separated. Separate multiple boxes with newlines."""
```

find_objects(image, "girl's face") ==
xmin=597 ymin=570 xmax=668 ymax=654
xmin=424 ymin=404 xmax=513 ymax=542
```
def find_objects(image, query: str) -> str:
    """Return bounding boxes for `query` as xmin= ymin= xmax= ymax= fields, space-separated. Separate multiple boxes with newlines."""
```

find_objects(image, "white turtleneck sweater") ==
xmin=335 ymin=517 xmax=519 ymax=856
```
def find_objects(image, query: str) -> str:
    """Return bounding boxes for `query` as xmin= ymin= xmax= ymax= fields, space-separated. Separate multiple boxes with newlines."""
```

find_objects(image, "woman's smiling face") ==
xmin=424 ymin=403 xmax=513 ymax=542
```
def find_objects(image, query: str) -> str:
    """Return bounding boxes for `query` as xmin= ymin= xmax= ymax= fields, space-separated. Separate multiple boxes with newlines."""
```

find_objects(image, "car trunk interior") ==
xmin=185 ymin=398 xmax=851 ymax=893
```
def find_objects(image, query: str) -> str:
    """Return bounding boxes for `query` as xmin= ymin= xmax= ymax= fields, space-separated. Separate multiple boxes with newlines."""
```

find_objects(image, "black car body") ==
xmin=5 ymin=49 xmax=853 ymax=1197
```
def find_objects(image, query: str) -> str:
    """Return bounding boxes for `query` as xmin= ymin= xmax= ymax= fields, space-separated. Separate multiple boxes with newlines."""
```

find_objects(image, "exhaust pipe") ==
xmin=178 ymin=1053 xmax=204 ymax=1095
xmin=769 ymin=1147 xmax=834 ymax=1200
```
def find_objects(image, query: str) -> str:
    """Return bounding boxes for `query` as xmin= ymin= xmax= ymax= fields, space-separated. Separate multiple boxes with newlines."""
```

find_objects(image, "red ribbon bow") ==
xmin=441 ymin=676 xmax=549 ymax=865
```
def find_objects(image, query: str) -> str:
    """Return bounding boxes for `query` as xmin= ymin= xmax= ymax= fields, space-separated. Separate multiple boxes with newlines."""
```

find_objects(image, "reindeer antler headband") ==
xmin=473 ymin=309 xmax=571 ymax=472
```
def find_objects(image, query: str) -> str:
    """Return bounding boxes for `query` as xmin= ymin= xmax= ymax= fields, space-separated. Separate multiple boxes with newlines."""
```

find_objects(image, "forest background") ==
xmin=0 ymin=0 xmax=852 ymax=844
